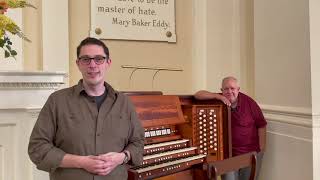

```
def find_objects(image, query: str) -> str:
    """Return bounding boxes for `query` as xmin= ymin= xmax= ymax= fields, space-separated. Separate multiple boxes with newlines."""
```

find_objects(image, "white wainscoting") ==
xmin=259 ymin=104 xmax=313 ymax=180
xmin=0 ymin=109 xmax=38 ymax=180
xmin=0 ymin=71 xmax=65 ymax=180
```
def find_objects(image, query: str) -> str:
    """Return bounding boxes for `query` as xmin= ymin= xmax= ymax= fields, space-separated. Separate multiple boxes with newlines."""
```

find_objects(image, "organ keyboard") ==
xmin=127 ymin=93 xmax=231 ymax=180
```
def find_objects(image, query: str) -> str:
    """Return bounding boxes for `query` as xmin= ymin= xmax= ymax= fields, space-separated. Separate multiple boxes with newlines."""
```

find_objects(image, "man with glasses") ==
xmin=194 ymin=76 xmax=267 ymax=180
xmin=28 ymin=37 xmax=144 ymax=180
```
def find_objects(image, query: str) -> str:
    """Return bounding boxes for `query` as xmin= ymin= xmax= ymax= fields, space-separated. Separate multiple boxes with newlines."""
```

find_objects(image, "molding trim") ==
xmin=313 ymin=114 xmax=320 ymax=128
xmin=0 ymin=71 xmax=66 ymax=76
xmin=261 ymin=104 xmax=313 ymax=128
xmin=0 ymin=71 xmax=66 ymax=90
xmin=268 ymin=130 xmax=312 ymax=142
xmin=0 ymin=82 xmax=63 ymax=89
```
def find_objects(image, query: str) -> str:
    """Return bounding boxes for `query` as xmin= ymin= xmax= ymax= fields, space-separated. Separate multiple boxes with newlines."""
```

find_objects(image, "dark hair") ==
xmin=76 ymin=37 xmax=109 ymax=58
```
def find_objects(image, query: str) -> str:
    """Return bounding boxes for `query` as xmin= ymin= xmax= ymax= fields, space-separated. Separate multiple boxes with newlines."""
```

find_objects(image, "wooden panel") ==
xmin=129 ymin=95 xmax=185 ymax=127
xmin=178 ymin=95 xmax=232 ymax=159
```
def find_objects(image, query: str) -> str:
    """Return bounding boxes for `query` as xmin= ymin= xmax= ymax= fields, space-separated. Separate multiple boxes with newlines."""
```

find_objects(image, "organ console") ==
xmin=126 ymin=93 xmax=231 ymax=180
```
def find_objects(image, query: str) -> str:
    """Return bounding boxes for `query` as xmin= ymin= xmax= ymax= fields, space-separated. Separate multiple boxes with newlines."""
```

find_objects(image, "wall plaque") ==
xmin=90 ymin=0 xmax=176 ymax=42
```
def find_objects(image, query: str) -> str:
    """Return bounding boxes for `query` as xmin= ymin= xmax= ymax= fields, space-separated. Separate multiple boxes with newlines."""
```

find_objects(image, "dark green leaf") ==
xmin=10 ymin=50 xmax=17 ymax=56
xmin=0 ymin=39 xmax=4 ymax=47
xmin=5 ymin=50 xmax=10 ymax=58
xmin=6 ymin=45 xmax=11 ymax=50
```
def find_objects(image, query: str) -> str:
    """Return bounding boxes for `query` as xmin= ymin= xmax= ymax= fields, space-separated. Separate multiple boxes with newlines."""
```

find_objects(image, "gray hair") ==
xmin=221 ymin=76 xmax=239 ymax=87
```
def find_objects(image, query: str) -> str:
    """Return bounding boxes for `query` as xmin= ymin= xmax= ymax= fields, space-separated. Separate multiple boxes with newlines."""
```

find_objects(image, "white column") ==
xmin=309 ymin=0 xmax=320 ymax=179
xmin=205 ymin=0 xmax=242 ymax=92
xmin=191 ymin=0 xmax=208 ymax=92
xmin=42 ymin=0 xmax=69 ymax=85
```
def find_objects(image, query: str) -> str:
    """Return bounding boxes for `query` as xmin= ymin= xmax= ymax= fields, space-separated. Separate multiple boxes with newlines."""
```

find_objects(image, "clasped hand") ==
xmin=82 ymin=152 xmax=125 ymax=176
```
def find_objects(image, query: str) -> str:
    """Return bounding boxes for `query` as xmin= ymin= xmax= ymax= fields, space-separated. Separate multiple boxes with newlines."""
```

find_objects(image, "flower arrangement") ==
xmin=0 ymin=0 xmax=35 ymax=59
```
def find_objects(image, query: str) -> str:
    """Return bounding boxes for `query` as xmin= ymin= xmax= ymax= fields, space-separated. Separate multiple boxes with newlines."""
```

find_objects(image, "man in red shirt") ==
xmin=195 ymin=76 xmax=267 ymax=180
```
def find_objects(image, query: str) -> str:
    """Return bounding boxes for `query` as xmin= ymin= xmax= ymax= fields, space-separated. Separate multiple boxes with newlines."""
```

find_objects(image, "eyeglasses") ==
xmin=78 ymin=55 xmax=107 ymax=65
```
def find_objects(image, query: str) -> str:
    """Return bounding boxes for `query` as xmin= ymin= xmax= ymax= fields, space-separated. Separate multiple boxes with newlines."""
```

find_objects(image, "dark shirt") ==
xmin=231 ymin=92 xmax=267 ymax=156
xmin=93 ymin=88 xmax=107 ymax=110
xmin=28 ymin=80 xmax=145 ymax=180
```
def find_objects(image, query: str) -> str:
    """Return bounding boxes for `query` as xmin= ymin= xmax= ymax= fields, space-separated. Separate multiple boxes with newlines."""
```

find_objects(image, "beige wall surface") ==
xmin=69 ymin=0 xmax=193 ymax=94
xmin=254 ymin=0 xmax=311 ymax=108
xmin=23 ymin=0 xmax=42 ymax=71
xmin=254 ymin=0 xmax=314 ymax=179
xmin=205 ymin=0 xmax=254 ymax=95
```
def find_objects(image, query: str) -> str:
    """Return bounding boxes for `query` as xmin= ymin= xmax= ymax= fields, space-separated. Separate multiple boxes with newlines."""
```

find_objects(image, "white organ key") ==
xmin=156 ymin=130 xmax=162 ymax=136
xmin=136 ymin=154 xmax=207 ymax=173
xmin=150 ymin=131 xmax=156 ymax=137
xmin=145 ymin=131 xmax=150 ymax=137
xmin=143 ymin=147 xmax=197 ymax=160
xmin=162 ymin=129 xmax=167 ymax=135
xmin=144 ymin=139 xmax=189 ymax=149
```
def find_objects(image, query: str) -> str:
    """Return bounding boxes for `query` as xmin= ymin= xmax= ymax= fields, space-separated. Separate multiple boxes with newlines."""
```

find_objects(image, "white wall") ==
xmin=254 ymin=0 xmax=314 ymax=179
xmin=260 ymin=105 xmax=312 ymax=180
xmin=254 ymin=0 xmax=311 ymax=108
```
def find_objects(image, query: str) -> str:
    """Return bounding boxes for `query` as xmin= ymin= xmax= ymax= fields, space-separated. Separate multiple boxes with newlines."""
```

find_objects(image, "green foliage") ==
xmin=0 ymin=34 xmax=17 ymax=59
